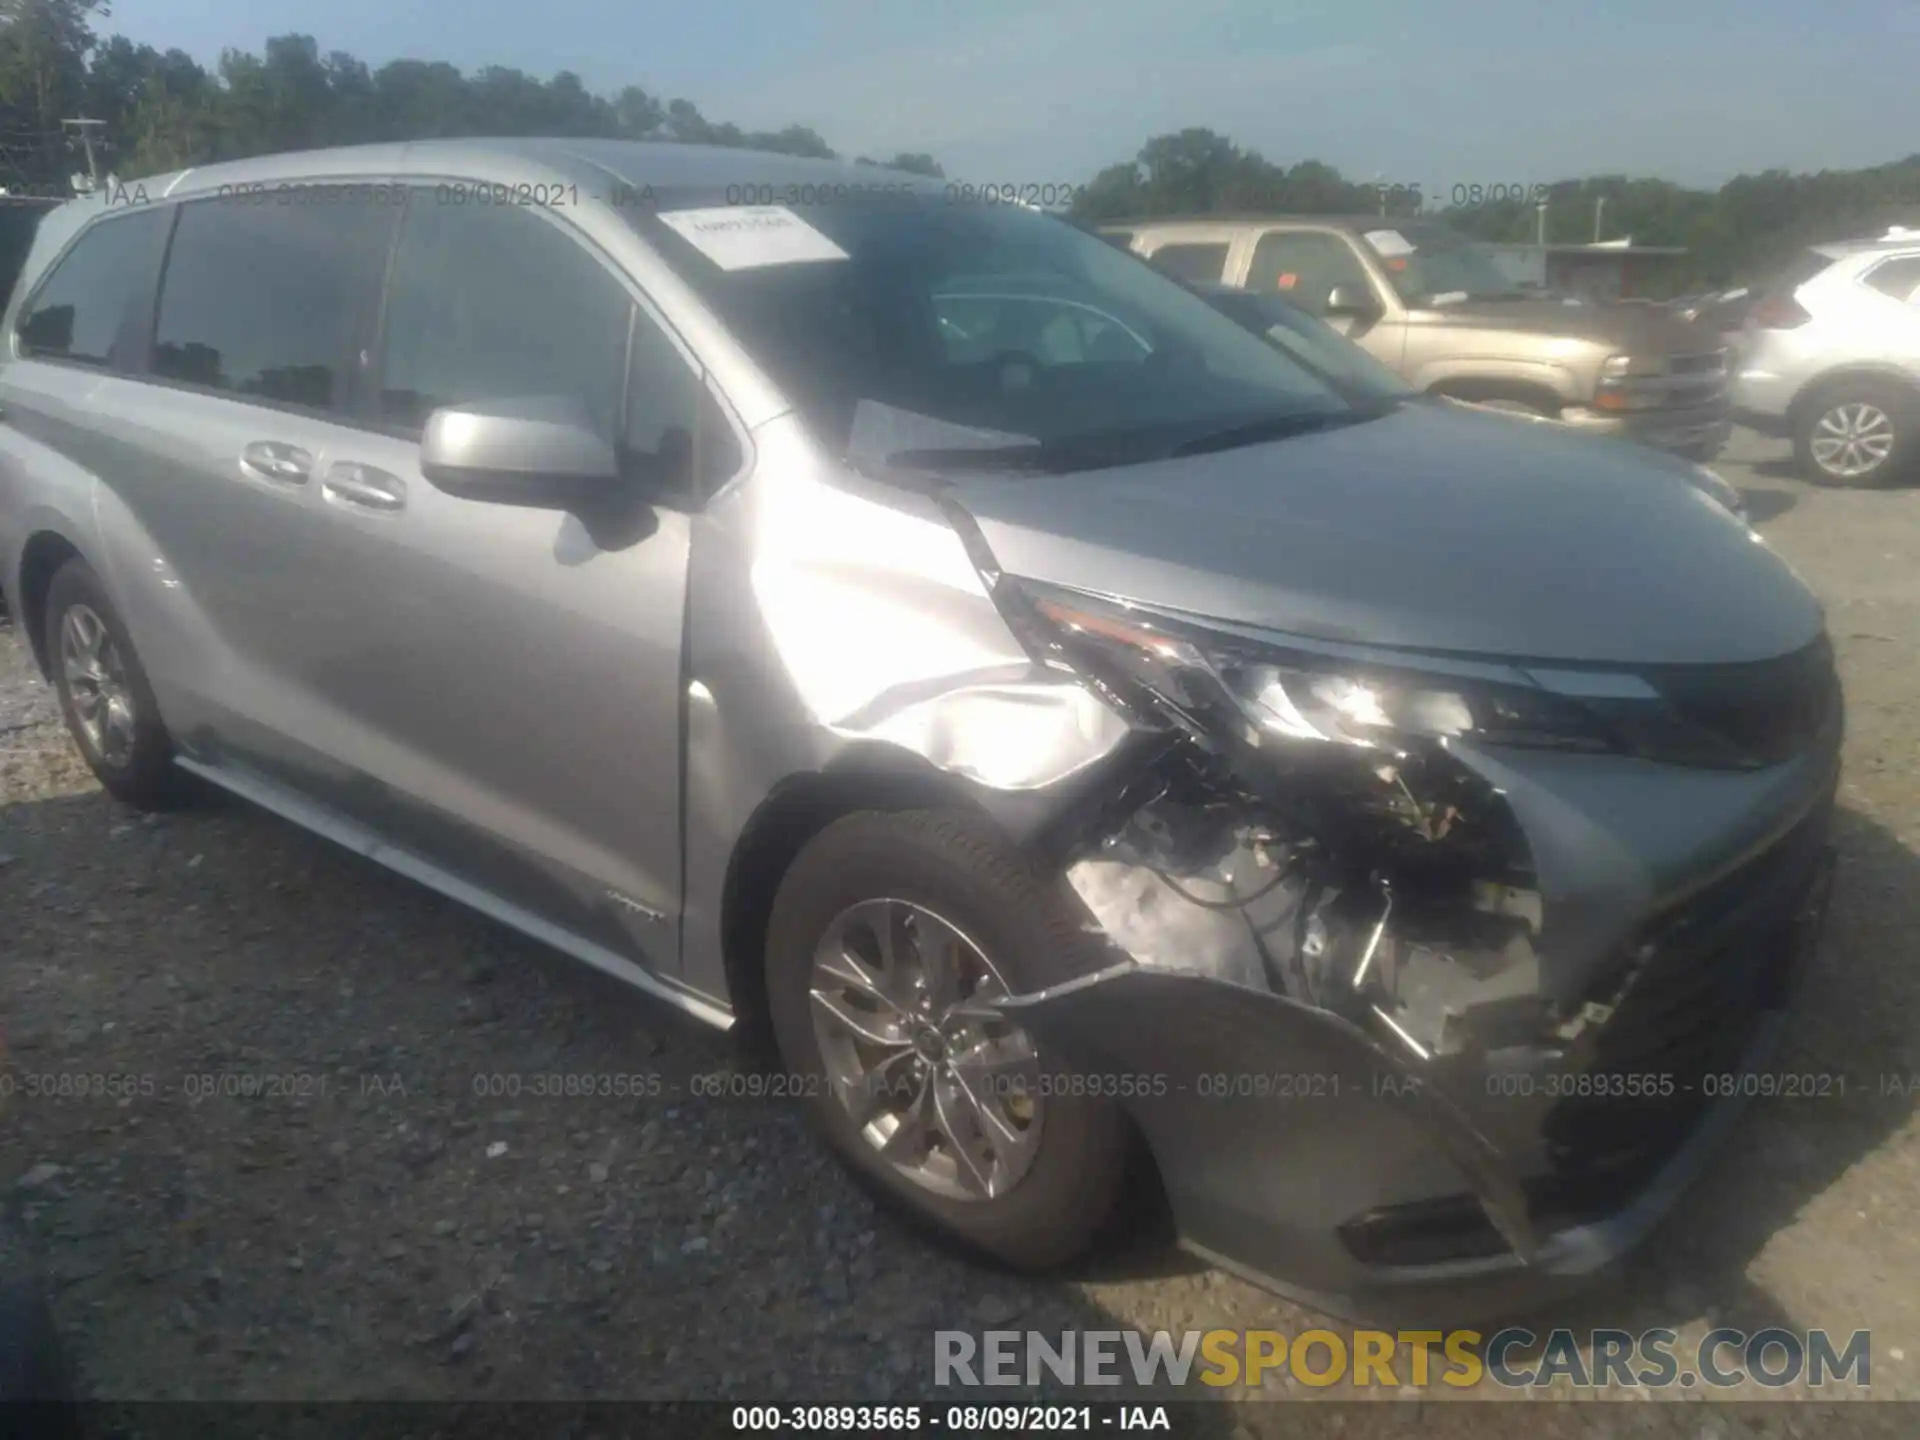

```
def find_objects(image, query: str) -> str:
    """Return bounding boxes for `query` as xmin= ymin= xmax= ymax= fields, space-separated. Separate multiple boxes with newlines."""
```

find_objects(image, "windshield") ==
xmin=627 ymin=193 xmax=1372 ymax=471
xmin=1362 ymin=223 xmax=1524 ymax=306
xmin=1208 ymin=290 xmax=1412 ymax=401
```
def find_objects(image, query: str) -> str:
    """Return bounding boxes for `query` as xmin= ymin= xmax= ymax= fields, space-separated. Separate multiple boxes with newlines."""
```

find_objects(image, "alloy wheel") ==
xmin=1810 ymin=402 xmax=1895 ymax=479
xmin=808 ymin=898 xmax=1044 ymax=1202
xmin=59 ymin=603 xmax=136 ymax=767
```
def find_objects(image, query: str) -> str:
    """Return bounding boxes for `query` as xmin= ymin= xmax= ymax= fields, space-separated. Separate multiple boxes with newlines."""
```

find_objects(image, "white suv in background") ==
xmin=1732 ymin=236 xmax=1920 ymax=486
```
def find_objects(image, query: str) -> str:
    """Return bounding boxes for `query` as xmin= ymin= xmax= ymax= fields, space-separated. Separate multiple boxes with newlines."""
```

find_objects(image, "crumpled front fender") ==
xmin=998 ymin=964 xmax=1539 ymax=1278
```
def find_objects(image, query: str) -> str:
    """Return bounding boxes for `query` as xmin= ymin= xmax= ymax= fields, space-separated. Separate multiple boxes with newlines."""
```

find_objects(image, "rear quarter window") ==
xmin=15 ymin=207 xmax=170 ymax=369
xmin=1862 ymin=255 xmax=1920 ymax=303
xmin=0 ymin=203 xmax=53 ymax=314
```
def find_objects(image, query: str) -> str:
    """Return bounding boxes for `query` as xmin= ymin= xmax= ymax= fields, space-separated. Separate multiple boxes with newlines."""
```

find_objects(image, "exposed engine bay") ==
xmin=1065 ymin=734 xmax=1557 ymax=1066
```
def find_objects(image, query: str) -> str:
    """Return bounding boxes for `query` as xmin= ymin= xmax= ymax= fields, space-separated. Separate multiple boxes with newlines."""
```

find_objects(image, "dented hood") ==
xmin=946 ymin=400 xmax=1822 ymax=666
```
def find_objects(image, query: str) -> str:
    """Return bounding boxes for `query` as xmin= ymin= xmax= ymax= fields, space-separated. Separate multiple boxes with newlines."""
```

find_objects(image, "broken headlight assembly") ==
xmin=1001 ymin=578 xmax=1765 ymax=771
xmin=977 ymin=579 xmax=1574 ymax=1056
xmin=987 ymin=578 xmax=1826 ymax=1070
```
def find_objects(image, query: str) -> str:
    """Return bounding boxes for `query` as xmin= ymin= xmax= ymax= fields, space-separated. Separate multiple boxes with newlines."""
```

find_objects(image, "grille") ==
xmin=1638 ymin=634 xmax=1840 ymax=769
xmin=1542 ymin=799 xmax=1834 ymax=1182
xmin=1664 ymin=375 xmax=1728 ymax=405
xmin=1668 ymin=350 xmax=1728 ymax=376
xmin=1340 ymin=801 xmax=1834 ymax=1270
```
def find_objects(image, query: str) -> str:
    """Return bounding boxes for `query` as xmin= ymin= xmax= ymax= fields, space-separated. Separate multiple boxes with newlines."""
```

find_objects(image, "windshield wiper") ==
xmin=1168 ymin=406 xmax=1386 ymax=458
xmin=883 ymin=435 xmax=1164 ymax=475
xmin=882 ymin=407 xmax=1392 ymax=473
xmin=881 ymin=444 xmax=1056 ymax=473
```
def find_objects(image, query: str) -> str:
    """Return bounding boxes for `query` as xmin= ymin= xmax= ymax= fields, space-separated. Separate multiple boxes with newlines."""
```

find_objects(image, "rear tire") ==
xmin=766 ymin=809 xmax=1126 ymax=1272
xmin=1793 ymin=379 xmax=1915 ymax=487
xmin=43 ymin=557 xmax=191 ymax=810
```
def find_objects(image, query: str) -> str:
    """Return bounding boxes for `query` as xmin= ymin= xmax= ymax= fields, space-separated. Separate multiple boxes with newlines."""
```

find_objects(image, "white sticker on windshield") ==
xmin=657 ymin=206 xmax=849 ymax=270
xmin=1429 ymin=290 xmax=1470 ymax=306
xmin=1362 ymin=229 xmax=1415 ymax=257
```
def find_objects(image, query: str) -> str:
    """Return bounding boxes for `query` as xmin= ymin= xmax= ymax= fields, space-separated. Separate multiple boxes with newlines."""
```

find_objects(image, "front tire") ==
xmin=0 ymin=1215 xmax=81 ymax=1429
xmin=766 ymin=809 xmax=1126 ymax=1271
xmin=43 ymin=557 xmax=189 ymax=810
xmin=1794 ymin=380 xmax=1914 ymax=487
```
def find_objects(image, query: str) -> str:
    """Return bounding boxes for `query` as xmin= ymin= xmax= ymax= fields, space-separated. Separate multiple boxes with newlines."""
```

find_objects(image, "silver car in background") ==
xmin=0 ymin=140 xmax=1839 ymax=1324
xmin=1732 ymin=236 xmax=1920 ymax=485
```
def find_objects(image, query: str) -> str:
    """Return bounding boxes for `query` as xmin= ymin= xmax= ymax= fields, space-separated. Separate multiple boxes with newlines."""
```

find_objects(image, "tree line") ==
xmin=3 ymin=1 xmax=1916 ymax=291
xmin=0 ymin=2 xmax=944 ymax=184
xmin=1068 ymin=128 xmax=1920 ymax=291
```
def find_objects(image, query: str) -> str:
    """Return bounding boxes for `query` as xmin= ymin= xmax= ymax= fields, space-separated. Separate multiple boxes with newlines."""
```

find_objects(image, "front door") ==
xmin=284 ymin=191 xmax=713 ymax=971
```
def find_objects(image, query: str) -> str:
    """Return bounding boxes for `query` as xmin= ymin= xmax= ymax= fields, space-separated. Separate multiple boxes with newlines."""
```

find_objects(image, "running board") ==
xmin=172 ymin=756 xmax=735 ymax=1032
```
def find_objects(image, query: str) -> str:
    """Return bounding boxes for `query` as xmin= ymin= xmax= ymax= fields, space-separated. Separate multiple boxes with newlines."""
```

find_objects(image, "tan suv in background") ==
xmin=1108 ymin=215 xmax=1731 ymax=460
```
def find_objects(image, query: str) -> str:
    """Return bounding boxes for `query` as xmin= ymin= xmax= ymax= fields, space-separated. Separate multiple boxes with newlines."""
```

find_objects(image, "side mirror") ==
xmin=1324 ymin=284 xmax=1380 ymax=319
xmin=419 ymin=395 xmax=621 ymax=508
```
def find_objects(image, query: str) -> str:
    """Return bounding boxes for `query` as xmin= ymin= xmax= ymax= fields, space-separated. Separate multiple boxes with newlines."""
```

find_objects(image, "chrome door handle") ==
xmin=238 ymin=441 xmax=313 ymax=486
xmin=321 ymin=462 xmax=407 ymax=513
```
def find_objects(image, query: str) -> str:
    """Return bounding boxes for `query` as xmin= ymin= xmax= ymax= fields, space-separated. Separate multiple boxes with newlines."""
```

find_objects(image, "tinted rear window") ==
xmin=16 ymin=208 xmax=168 ymax=368
xmin=152 ymin=199 xmax=393 ymax=413
xmin=1863 ymin=256 xmax=1920 ymax=302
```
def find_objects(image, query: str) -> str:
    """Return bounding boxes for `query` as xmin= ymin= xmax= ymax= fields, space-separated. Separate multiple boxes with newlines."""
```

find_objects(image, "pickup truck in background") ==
xmin=1110 ymin=214 xmax=1731 ymax=461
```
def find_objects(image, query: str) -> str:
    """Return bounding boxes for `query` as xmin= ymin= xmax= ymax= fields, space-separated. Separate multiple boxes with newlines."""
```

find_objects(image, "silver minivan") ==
xmin=0 ymin=140 xmax=1841 ymax=1323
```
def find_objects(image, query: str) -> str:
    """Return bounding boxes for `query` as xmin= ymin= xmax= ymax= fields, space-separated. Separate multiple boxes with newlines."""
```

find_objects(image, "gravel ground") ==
xmin=3 ymin=428 xmax=1920 ymax=1434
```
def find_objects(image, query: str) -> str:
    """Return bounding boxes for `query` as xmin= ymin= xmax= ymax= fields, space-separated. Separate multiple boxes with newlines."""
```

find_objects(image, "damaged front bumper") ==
xmin=997 ymin=728 xmax=1840 ymax=1326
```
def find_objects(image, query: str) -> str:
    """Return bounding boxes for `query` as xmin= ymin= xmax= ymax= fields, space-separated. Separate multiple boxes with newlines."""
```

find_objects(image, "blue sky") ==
xmin=101 ymin=0 xmax=1920 ymax=189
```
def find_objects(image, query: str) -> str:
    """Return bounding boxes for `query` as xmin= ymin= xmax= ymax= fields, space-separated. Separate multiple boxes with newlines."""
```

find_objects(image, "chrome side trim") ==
xmin=173 ymin=756 xmax=735 ymax=1032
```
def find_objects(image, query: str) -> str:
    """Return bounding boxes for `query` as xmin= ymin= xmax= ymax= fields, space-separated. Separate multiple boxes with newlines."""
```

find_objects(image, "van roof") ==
xmin=12 ymin=140 xmax=952 ymax=335
xmin=45 ymin=138 xmax=945 ymax=218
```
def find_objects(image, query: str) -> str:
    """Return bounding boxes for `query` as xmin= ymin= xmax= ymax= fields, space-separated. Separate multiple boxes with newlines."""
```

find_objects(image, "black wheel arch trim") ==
xmin=12 ymin=528 xmax=86 ymax=679
xmin=1787 ymin=364 xmax=1920 ymax=422
xmin=716 ymin=729 xmax=1169 ymax=1051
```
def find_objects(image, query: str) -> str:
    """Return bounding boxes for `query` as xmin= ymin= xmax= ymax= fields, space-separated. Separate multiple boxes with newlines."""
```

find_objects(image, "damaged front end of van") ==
xmin=919 ymin=529 xmax=1839 ymax=1324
